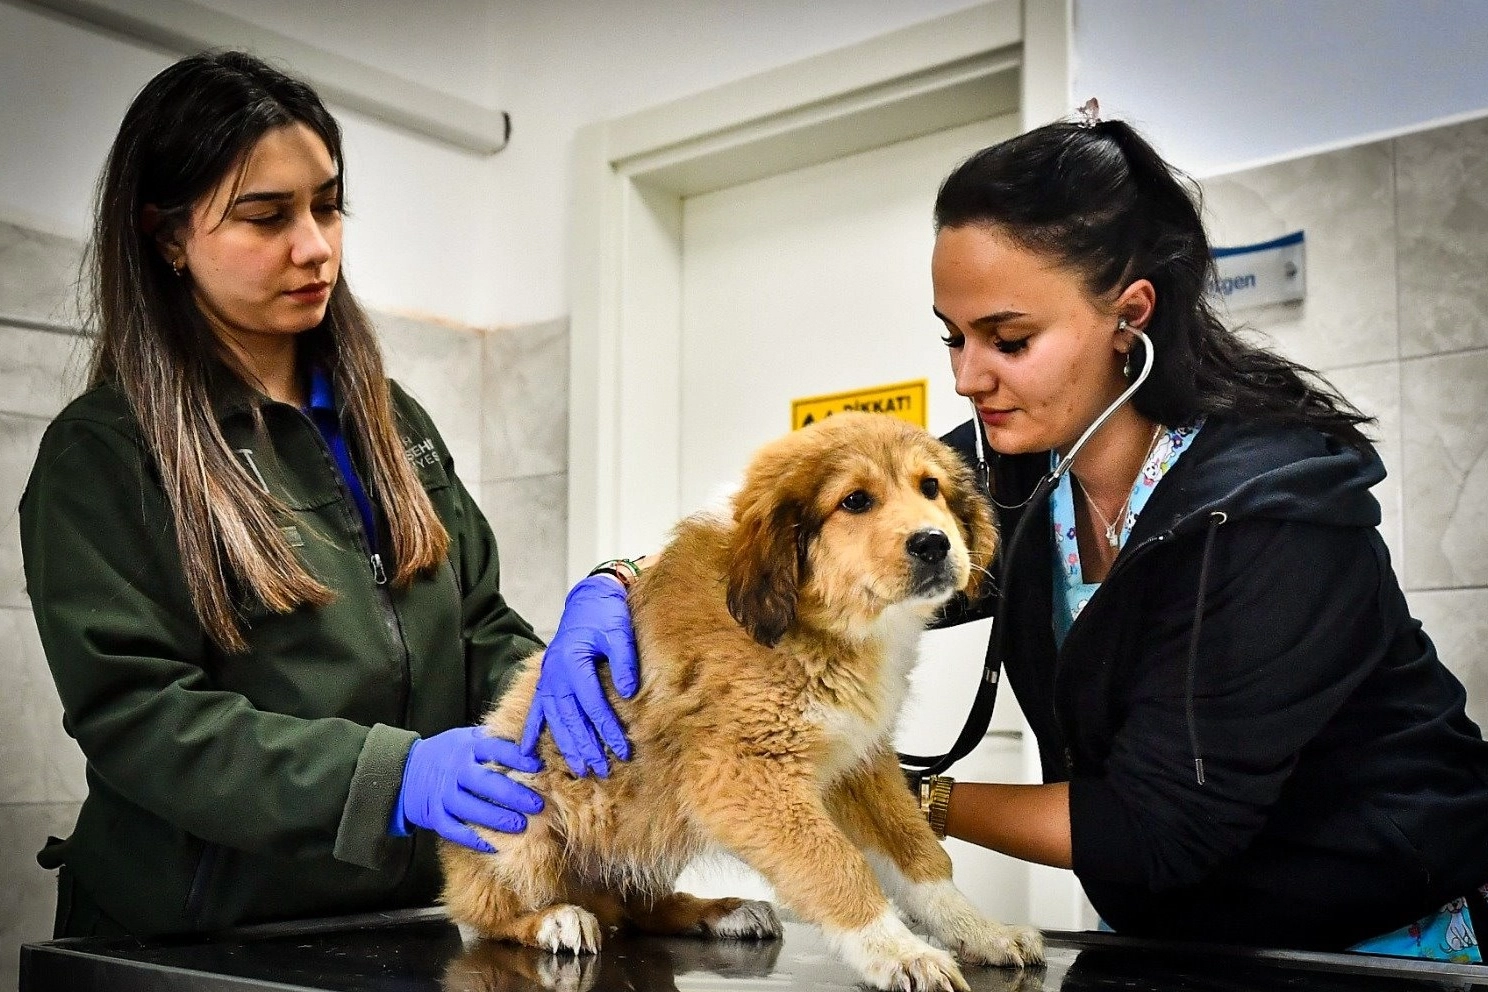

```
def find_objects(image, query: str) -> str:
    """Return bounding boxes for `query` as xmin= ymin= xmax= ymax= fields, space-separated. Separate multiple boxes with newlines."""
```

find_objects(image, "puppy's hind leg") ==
xmin=826 ymin=750 xmax=1043 ymax=968
xmin=440 ymin=830 xmax=604 ymax=955
xmin=624 ymin=891 xmax=782 ymax=940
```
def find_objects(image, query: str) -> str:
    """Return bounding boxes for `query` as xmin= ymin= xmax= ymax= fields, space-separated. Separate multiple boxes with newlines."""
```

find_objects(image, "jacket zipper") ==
xmin=292 ymin=407 xmax=413 ymax=725
xmin=184 ymin=841 xmax=221 ymax=926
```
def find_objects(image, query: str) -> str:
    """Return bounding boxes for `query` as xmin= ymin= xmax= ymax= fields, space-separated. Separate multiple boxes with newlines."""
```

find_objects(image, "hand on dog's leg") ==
xmin=828 ymin=752 xmax=1044 ymax=967
xmin=698 ymin=768 xmax=969 ymax=991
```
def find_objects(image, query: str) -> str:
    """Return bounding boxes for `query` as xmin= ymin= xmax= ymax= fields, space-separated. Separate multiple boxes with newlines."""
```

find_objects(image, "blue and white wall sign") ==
xmin=1210 ymin=231 xmax=1306 ymax=310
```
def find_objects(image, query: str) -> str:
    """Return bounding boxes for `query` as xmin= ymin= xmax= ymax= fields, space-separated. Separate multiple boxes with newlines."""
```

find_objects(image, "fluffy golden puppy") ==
xmin=441 ymin=412 xmax=1043 ymax=992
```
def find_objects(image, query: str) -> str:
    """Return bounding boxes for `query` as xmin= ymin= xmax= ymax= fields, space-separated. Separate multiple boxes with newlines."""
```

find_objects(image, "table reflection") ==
xmin=24 ymin=908 xmax=1488 ymax=992
xmin=442 ymin=930 xmax=1055 ymax=992
xmin=443 ymin=933 xmax=783 ymax=992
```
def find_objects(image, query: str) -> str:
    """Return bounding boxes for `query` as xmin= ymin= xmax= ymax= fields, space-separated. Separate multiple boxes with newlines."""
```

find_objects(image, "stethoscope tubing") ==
xmin=899 ymin=329 xmax=1156 ymax=776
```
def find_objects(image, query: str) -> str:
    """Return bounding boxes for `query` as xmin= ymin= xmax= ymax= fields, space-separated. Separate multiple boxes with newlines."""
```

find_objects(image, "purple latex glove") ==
xmin=392 ymin=727 xmax=543 ymax=853
xmin=520 ymin=574 xmax=639 ymax=777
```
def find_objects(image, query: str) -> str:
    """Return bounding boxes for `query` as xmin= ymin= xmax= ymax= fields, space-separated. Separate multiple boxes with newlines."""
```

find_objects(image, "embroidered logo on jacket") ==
xmin=403 ymin=436 xmax=438 ymax=468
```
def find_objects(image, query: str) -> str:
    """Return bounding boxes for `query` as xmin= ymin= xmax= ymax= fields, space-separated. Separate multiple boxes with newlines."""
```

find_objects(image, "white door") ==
xmin=671 ymin=116 xmax=1084 ymax=927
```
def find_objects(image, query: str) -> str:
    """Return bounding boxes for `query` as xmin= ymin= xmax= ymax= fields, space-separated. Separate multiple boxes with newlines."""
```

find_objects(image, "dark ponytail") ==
xmin=935 ymin=118 xmax=1373 ymax=447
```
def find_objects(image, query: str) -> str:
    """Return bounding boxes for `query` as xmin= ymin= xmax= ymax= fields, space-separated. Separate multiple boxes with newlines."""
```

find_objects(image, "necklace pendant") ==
xmin=1106 ymin=527 xmax=1120 ymax=548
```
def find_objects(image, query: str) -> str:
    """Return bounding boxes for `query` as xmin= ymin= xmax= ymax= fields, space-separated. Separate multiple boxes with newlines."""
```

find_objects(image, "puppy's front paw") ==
xmin=703 ymin=899 xmax=782 ymax=940
xmin=535 ymin=905 xmax=603 ymax=955
xmin=951 ymin=920 xmax=1044 ymax=968
xmin=834 ymin=910 xmax=969 ymax=992
xmin=881 ymin=944 xmax=969 ymax=992
xmin=899 ymin=880 xmax=1043 ymax=968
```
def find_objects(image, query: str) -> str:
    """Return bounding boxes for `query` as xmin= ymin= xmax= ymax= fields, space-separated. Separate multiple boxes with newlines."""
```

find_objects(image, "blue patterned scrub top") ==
xmin=1050 ymin=421 xmax=1203 ymax=647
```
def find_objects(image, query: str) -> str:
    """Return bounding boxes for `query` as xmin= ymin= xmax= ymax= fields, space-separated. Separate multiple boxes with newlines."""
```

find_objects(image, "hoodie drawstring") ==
xmin=1186 ymin=510 xmax=1228 ymax=786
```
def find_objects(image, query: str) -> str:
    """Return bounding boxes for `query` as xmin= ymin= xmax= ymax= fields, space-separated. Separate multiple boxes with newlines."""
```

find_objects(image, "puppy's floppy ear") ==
xmin=934 ymin=442 xmax=999 ymax=600
xmin=726 ymin=486 xmax=809 ymax=648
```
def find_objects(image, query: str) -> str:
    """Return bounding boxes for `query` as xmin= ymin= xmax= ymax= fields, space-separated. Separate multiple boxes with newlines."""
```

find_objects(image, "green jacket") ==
xmin=19 ymin=375 xmax=542 ymax=935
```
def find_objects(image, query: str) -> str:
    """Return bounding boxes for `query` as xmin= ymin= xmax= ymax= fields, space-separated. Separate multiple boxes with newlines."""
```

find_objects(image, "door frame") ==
xmin=567 ymin=0 xmax=1072 ymax=576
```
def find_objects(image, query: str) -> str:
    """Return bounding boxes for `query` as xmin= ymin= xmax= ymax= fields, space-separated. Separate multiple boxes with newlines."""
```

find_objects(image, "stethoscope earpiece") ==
xmin=969 ymin=326 xmax=1156 ymax=505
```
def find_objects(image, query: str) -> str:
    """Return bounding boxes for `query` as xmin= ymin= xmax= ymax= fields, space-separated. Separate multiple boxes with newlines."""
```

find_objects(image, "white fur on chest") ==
xmin=805 ymin=604 xmax=925 ymax=783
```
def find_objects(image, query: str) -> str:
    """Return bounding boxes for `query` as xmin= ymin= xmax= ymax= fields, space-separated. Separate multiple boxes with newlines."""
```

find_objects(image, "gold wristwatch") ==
xmin=918 ymin=775 xmax=954 ymax=840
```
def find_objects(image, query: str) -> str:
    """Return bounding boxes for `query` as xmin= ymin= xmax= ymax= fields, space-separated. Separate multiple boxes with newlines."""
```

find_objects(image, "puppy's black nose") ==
xmin=906 ymin=528 xmax=950 ymax=563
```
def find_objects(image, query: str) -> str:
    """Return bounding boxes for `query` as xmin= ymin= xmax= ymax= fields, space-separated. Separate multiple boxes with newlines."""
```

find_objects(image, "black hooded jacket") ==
xmin=941 ymin=414 xmax=1488 ymax=949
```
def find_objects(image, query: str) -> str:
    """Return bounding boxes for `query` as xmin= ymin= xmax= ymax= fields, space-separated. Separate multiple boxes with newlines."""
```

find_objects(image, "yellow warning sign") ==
xmin=791 ymin=379 xmax=927 ymax=431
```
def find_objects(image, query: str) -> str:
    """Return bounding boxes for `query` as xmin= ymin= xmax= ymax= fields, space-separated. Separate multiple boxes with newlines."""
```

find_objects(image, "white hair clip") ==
xmin=1076 ymin=97 xmax=1101 ymax=128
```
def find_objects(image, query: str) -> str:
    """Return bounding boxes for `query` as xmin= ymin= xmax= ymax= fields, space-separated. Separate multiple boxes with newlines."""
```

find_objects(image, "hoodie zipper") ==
xmin=1051 ymin=510 xmax=1228 ymax=781
xmin=1048 ymin=529 xmax=1170 ymax=776
xmin=1056 ymin=503 xmax=1227 ymax=646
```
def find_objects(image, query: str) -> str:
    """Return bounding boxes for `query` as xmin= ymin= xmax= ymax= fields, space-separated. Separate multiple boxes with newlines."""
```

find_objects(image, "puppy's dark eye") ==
xmin=840 ymin=490 xmax=873 ymax=513
xmin=920 ymin=477 xmax=940 ymax=499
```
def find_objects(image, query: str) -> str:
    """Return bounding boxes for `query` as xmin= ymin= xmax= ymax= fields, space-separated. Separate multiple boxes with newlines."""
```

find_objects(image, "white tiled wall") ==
xmin=0 ymin=219 xmax=570 ymax=988
xmin=1202 ymin=114 xmax=1488 ymax=730
xmin=479 ymin=319 xmax=570 ymax=639
xmin=0 ymin=220 xmax=91 ymax=991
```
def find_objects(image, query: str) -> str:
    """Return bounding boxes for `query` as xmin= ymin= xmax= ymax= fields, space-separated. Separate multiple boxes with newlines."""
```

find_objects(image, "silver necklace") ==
xmin=1072 ymin=423 xmax=1163 ymax=549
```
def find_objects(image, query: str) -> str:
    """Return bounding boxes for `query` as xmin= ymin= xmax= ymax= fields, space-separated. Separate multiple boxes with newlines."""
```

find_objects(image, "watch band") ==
xmin=588 ymin=557 xmax=642 ymax=590
xmin=918 ymin=775 xmax=954 ymax=840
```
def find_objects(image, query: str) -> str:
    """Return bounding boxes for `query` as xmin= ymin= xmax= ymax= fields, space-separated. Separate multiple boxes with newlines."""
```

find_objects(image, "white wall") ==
xmin=0 ymin=0 xmax=986 ymax=330
xmin=473 ymin=0 xmax=990 ymax=327
xmin=10 ymin=0 xmax=1487 ymax=329
xmin=0 ymin=1 xmax=505 ymax=328
xmin=1072 ymin=0 xmax=1488 ymax=177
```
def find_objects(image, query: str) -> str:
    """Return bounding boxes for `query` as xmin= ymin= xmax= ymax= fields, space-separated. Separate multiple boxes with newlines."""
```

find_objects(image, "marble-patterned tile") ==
xmin=0 ymin=608 xmax=49 ymax=805
xmin=1407 ymin=588 xmax=1488 ymax=733
xmin=373 ymin=311 xmax=486 ymax=485
xmin=478 ymin=474 xmax=568 ymax=639
xmin=1202 ymin=139 xmax=1397 ymax=370
xmin=0 ymin=412 xmax=49 ymax=609
xmin=0 ymin=324 xmax=88 ymax=421
xmin=0 ymin=221 xmax=86 ymax=330
xmin=0 ymin=802 xmax=81 ymax=989
xmin=0 ymin=607 xmax=85 ymax=805
xmin=1397 ymin=115 xmax=1488 ymax=357
xmin=1324 ymin=362 xmax=1403 ymax=567
xmin=1400 ymin=350 xmax=1488 ymax=589
xmin=482 ymin=318 xmax=568 ymax=482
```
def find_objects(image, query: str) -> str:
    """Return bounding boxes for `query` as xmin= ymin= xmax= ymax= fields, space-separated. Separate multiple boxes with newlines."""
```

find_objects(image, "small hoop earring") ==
xmin=171 ymin=260 xmax=183 ymax=278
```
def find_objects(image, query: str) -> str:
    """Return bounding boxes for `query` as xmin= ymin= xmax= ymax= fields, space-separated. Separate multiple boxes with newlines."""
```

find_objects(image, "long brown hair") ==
xmin=86 ymin=50 xmax=449 ymax=652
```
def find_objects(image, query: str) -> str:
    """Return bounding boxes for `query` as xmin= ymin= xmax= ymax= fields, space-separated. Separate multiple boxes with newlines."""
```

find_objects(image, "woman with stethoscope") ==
xmin=544 ymin=109 xmax=1488 ymax=959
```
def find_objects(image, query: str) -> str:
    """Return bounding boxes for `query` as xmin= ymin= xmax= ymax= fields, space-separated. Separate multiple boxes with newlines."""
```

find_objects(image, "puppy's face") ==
xmin=726 ymin=413 xmax=996 ymax=646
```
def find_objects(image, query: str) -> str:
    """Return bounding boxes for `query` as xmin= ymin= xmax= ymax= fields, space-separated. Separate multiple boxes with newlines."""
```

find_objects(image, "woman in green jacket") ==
xmin=19 ymin=51 xmax=634 ymax=937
